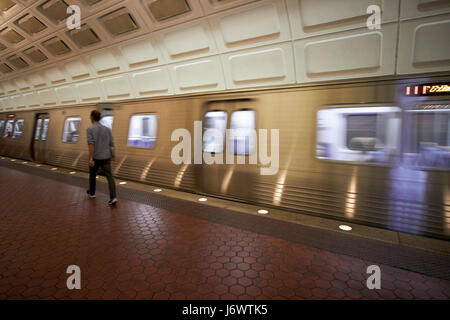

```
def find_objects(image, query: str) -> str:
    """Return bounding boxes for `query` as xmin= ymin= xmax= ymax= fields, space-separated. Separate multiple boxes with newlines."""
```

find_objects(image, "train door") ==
xmin=198 ymin=99 xmax=258 ymax=199
xmin=97 ymin=105 xmax=114 ymax=175
xmin=32 ymin=113 xmax=50 ymax=163
xmin=402 ymin=102 xmax=449 ymax=169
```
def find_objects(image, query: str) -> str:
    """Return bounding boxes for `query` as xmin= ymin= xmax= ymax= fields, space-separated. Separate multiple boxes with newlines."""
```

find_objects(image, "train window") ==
xmin=4 ymin=120 xmax=14 ymax=138
xmin=0 ymin=120 xmax=4 ymax=136
xmin=41 ymin=118 xmax=50 ymax=141
xmin=404 ymin=107 xmax=449 ymax=169
xmin=127 ymin=114 xmax=157 ymax=148
xmin=203 ymin=111 xmax=227 ymax=153
xmin=35 ymin=119 xmax=42 ymax=140
xmin=13 ymin=119 xmax=24 ymax=139
xmin=62 ymin=117 xmax=81 ymax=143
xmin=229 ymin=110 xmax=256 ymax=155
xmin=316 ymin=106 xmax=401 ymax=164
xmin=346 ymin=114 xmax=385 ymax=150
xmin=100 ymin=115 xmax=113 ymax=129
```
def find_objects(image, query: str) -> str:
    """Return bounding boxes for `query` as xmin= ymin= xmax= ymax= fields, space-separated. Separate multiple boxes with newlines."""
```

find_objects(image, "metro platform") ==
xmin=0 ymin=157 xmax=449 ymax=300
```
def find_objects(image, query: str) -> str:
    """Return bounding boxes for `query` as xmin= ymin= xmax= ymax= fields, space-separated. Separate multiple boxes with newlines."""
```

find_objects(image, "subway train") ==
xmin=0 ymin=76 xmax=449 ymax=239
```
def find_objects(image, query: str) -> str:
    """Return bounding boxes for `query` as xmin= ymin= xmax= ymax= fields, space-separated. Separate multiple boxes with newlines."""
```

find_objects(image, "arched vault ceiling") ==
xmin=0 ymin=0 xmax=260 ymax=77
xmin=0 ymin=0 xmax=449 ymax=110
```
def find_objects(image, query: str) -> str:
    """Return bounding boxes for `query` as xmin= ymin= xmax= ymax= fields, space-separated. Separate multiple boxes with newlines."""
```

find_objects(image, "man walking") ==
xmin=86 ymin=110 xmax=117 ymax=205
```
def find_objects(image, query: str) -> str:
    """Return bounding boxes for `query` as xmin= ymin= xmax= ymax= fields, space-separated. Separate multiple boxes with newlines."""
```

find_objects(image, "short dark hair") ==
xmin=91 ymin=110 xmax=101 ymax=122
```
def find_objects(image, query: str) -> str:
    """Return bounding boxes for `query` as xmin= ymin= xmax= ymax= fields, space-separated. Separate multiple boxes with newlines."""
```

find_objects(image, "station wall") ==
xmin=0 ymin=0 xmax=449 ymax=111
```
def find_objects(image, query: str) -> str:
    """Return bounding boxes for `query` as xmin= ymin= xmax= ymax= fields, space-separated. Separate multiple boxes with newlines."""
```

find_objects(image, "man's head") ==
xmin=90 ymin=110 xmax=101 ymax=123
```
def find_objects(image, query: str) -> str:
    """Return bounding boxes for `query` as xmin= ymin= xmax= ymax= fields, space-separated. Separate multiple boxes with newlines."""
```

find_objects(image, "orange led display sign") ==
xmin=405 ymin=83 xmax=450 ymax=96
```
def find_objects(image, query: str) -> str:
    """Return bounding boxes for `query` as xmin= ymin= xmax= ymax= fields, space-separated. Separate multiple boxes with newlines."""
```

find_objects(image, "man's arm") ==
xmin=108 ymin=128 xmax=114 ymax=148
xmin=108 ymin=129 xmax=115 ymax=161
xmin=87 ymin=128 xmax=95 ymax=167
xmin=88 ymin=144 xmax=94 ymax=164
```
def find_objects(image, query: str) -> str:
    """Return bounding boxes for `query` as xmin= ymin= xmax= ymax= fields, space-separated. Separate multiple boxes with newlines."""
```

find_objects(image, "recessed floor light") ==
xmin=119 ymin=182 xmax=127 ymax=185
xmin=22 ymin=161 xmax=27 ymax=164
xmin=154 ymin=188 xmax=162 ymax=192
xmin=69 ymin=171 xmax=75 ymax=174
xmin=36 ymin=164 xmax=41 ymax=167
xmin=339 ymin=225 xmax=352 ymax=231
xmin=258 ymin=209 xmax=269 ymax=214
xmin=51 ymin=168 xmax=57 ymax=170
xmin=10 ymin=159 xmax=16 ymax=162
xmin=198 ymin=197 xmax=207 ymax=202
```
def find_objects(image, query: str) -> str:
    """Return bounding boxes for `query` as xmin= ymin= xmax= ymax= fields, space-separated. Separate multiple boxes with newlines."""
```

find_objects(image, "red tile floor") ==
xmin=0 ymin=166 xmax=449 ymax=300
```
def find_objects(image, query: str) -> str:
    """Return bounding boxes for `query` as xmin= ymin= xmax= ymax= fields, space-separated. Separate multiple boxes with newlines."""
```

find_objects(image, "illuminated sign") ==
xmin=418 ymin=104 xmax=449 ymax=110
xmin=405 ymin=84 xmax=450 ymax=96
xmin=7 ymin=114 xmax=15 ymax=118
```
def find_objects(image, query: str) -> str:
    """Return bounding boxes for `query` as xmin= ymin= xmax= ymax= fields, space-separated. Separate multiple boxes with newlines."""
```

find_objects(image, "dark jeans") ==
xmin=89 ymin=159 xmax=116 ymax=200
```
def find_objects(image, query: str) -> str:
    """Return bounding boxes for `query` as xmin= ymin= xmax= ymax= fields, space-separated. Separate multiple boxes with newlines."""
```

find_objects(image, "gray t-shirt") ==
xmin=87 ymin=122 xmax=114 ymax=160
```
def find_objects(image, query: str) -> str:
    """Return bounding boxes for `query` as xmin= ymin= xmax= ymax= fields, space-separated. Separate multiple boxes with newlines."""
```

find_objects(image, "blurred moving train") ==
xmin=0 ymin=77 xmax=449 ymax=239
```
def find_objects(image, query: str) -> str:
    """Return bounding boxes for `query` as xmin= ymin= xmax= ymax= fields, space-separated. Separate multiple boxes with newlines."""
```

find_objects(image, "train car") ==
xmin=0 ymin=76 xmax=449 ymax=239
xmin=0 ymin=0 xmax=449 ymax=240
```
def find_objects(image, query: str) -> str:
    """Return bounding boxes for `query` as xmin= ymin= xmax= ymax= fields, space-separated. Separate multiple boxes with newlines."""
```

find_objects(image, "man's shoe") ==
xmin=86 ymin=190 xmax=96 ymax=199
xmin=108 ymin=198 xmax=118 ymax=205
